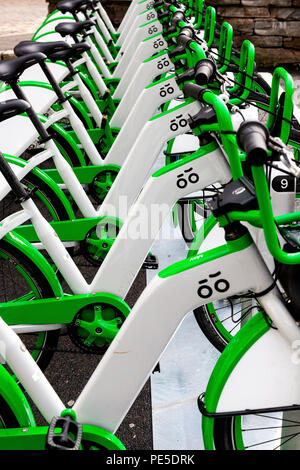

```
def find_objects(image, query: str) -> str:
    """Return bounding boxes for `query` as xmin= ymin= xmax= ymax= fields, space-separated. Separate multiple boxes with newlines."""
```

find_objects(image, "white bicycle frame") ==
xmin=0 ymin=98 xmax=201 ymax=223
xmin=116 ymin=18 xmax=163 ymax=62
xmin=0 ymin=132 xmax=292 ymax=332
xmin=117 ymin=6 xmax=158 ymax=46
xmin=43 ymin=0 xmax=138 ymax=37
xmin=118 ymin=0 xmax=156 ymax=36
xmin=0 ymin=81 xmax=104 ymax=165
xmin=111 ymin=49 xmax=174 ymax=120
xmin=0 ymin=138 xmax=230 ymax=300
xmin=0 ymin=228 xmax=299 ymax=435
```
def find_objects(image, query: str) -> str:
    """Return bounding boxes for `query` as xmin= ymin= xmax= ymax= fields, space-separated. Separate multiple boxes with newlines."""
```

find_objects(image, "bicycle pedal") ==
xmin=46 ymin=415 xmax=83 ymax=450
xmin=142 ymin=254 xmax=159 ymax=270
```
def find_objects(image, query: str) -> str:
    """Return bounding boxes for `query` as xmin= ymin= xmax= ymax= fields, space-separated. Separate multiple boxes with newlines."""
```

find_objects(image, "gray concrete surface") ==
xmin=0 ymin=0 xmax=48 ymax=58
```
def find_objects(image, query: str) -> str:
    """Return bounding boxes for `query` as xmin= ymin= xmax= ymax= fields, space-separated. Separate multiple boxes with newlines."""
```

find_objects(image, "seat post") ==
xmin=38 ymin=61 xmax=68 ymax=104
xmin=9 ymin=81 xmax=52 ymax=142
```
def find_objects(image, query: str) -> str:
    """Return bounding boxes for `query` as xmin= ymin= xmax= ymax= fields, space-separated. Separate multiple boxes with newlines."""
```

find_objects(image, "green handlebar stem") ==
xmin=217 ymin=22 xmax=233 ymax=74
xmin=250 ymin=165 xmax=300 ymax=264
xmin=229 ymin=40 xmax=255 ymax=105
xmin=203 ymin=6 xmax=216 ymax=48
xmin=266 ymin=67 xmax=294 ymax=144
xmin=189 ymin=40 xmax=207 ymax=61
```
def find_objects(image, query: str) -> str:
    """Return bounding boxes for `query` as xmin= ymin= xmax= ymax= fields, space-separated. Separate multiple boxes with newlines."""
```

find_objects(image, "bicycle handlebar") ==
xmin=236 ymin=121 xmax=269 ymax=166
xmin=183 ymin=83 xmax=300 ymax=264
xmin=194 ymin=59 xmax=216 ymax=85
xmin=172 ymin=11 xmax=186 ymax=26
xmin=182 ymin=83 xmax=243 ymax=179
xmin=177 ymin=27 xmax=194 ymax=47
xmin=235 ymin=121 xmax=300 ymax=265
xmin=182 ymin=82 xmax=206 ymax=100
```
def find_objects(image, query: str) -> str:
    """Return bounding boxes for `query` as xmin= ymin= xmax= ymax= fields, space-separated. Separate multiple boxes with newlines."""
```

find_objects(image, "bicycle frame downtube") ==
xmin=98 ymin=99 xmax=202 ymax=220
xmin=45 ymin=140 xmax=98 ymax=218
xmin=22 ymin=198 xmax=90 ymax=294
xmin=72 ymin=73 xmax=103 ymax=128
xmin=106 ymin=75 xmax=182 ymax=165
xmin=112 ymin=49 xmax=173 ymax=105
xmin=0 ymin=317 xmax=65 ymax=424
xmin=91 ymin=144 xmax=231 ymax=297
xmin=73 ymin=236 xmax=276 ymax=432
xmin=98 ymin=3 xmax=117 ymax=35
xmin=62 ymin=100 xmax=104 ymax=165
xmin=0 ymin=233 xmax=272 ymax=430
xmin=82 ymin=51 xmax=108 ymax=95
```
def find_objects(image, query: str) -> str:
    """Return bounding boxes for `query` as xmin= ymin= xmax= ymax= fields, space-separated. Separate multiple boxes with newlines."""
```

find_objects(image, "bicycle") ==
xmin=0 ymin=90 xmax=299 ymax=449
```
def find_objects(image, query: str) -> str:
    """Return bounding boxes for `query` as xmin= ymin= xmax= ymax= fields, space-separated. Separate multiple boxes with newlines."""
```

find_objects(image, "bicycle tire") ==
xmin=0 ymin=171 xmax=71 ymax=224
xmin=212 ymin=412 xmax=299 ymax=450
xmin=0 ymin=238 xmax=60 ymax=373
xmin=0 ymin=393 xmax=20 ymax=428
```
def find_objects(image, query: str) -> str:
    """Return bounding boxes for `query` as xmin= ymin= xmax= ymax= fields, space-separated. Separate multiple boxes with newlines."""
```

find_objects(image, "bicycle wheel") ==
xmin=0 ymin=171 xmax=70 ymax=223
xmin=194 ymin=296 xmax=259 ymax=352
xmin=213 ymin=411 xmax=300 ymax=450
xmin=176 ymin=199 xmax=202 ymax=245
xmin=0 ymin=238 xmax=60 ymax=373
xmin=0 ymin=393 xmax=20 ymax=428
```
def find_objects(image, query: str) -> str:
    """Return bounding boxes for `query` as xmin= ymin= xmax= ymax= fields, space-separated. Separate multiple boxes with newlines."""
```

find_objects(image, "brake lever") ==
xmin=269 ymin=136 xmax=300 ymax=179
xmin=280 ymin=148 xmax=300 ymax=179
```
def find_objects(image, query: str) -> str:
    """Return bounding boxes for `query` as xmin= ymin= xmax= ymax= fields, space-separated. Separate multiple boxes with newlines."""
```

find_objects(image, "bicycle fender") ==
xmin=2 ymin=230 xmax=63 ymax=299
xmin=0 ymin=365 xmax=35 ymax=427
xmin=202 ymin=312 xmax=269 ymax=449
xmin=202 ymin=311 xmax=300 ymax=449
xmin=3 ymin=154 xmax=75 ymax=220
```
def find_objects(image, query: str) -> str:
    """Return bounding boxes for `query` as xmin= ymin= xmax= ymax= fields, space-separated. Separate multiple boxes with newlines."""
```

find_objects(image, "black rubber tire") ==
xmin=45 ymin=128 xmax=88 ymax=167
xmin=177 ymin=199 xmax=206 ymax=247
xmin=213 ymin=417 xmax=235 ymax=450
xmin=194 ymin=304 xmax=228 ymax=353
xmin=0 ymin=393 xmax=20 ymax=428
xmin=0 ymin=171 xmax=70 ymax=223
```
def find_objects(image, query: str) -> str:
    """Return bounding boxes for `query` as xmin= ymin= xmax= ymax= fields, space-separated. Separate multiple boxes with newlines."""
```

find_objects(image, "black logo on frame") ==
xmin=176 ymin=167 xmax=199 ymax=189
xmin=197 ymin=271 xmax=230 ymax=299
xmin=169 ymin=114 xmax=188 ymax=132
xmin=159 ymin=83 xmax=175 ymax=97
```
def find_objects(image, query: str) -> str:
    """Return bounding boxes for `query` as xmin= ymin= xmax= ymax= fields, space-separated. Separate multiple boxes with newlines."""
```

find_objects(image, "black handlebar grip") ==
xmin=180 ymin=27 xmax=194 ymax=37
xmin=194 ymin=59 xmax=216 ymax=85
xmin=182 ymin=83 xmax=208 ymax=101
xmin=162 ymin=25 xmax=177 ymax=37
xmin=177 ymin=27 xmax=194 ymax=47
xmin=236 ymin=121 xmax=269 ymax=166
xmin=168 ymin=44 xmax=185 ymax=58
xmin=0 ymin=151 xmax=30 ymax=201
xmin=157 ymin=10 xmax=169 ymax=20
xmin=177 ymin=34 xmax=192 ymax=47
xmin=171 ymin=11 xmax=185 ymax=26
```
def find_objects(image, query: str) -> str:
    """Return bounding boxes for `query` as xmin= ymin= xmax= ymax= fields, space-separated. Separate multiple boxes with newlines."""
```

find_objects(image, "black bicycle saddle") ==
xmin=55 ymin=20 xmax=95 ymax=38
xmin=57 ymin=0 xmax=89 ymax=14
xmin=0 ymin=53 xmax=47 ymax=82
xmin=0 ymin=99 xmax=31 ymax=123
xmin=14 ymin=41 xmax=70 ymax=59
xmin=49 ymin=42 xmax=90 ymax=61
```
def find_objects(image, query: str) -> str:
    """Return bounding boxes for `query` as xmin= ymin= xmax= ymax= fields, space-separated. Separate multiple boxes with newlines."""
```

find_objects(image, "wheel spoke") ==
xmin=244 ymin=431 xmax=300 ymax=450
